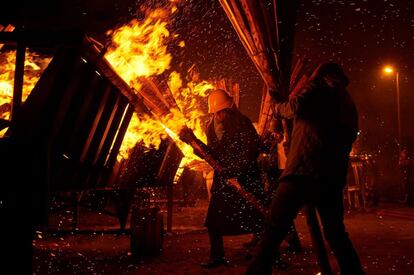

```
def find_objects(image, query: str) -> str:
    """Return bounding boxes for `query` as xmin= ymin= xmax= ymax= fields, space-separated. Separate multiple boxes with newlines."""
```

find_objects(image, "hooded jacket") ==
xmin=274 ymin=66 xmax=358 ymax=185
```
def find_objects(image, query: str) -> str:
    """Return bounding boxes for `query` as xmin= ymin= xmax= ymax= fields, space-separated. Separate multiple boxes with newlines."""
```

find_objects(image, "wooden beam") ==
xmin=0 ymin=24 xmax=15 ymax=50
xmin=11 ymin=44 xmax=26 ymax=128
xmin=92 ymin=95 xmax=121 ymax=165
xmin=80 ymin=85 xmax=112 ymax=162
xmin=0 ymin=30 xmax=85 ymax=47
xmin=104 ymin=104 xmax=133 ymax=169
xmin=81 ymin=43 xmax=149 ymax=115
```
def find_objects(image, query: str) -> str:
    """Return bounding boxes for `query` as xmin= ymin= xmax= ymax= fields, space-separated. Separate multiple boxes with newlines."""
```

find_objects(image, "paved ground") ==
xmin=33 ymin=201 xmax=414 ymax=274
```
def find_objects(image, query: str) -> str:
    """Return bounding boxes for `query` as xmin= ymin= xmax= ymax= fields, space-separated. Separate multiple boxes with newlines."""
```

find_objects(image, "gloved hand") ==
xmin=178 ymin=126 xmax=197 ymax=144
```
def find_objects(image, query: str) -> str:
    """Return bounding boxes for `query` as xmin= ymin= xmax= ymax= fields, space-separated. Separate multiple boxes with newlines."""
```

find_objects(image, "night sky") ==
xmin=2 ymin=0 xmax=414 ymax=158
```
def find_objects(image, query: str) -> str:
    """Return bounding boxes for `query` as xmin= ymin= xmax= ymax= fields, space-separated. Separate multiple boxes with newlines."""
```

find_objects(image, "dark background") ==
xmin=2 ymin=0 xmax=413 ymax=195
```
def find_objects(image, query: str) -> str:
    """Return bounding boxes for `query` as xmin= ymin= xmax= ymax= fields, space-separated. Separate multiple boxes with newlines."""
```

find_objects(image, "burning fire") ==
xmin=0 ymin=50 xmax=51 ymax=135
xmin=117 ymin=113 xmax=169 ymax=160
xmin=164 ymin=73 xmax=214 ymax=166
xmin=105 ymin=8 xmax=172 ymax=90
xmin=116 ymin=76 xmax=214 ymax=167
xmin=105 ymin=5 xmax=215 ymax=169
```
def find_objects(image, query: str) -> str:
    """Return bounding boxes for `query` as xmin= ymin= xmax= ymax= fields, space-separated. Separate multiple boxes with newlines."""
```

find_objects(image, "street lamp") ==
xmin=382 ymin=65 xmax=401 ymax=147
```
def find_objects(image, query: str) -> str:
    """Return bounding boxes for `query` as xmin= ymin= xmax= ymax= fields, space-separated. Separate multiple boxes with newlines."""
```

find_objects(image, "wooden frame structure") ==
xmin=0 ymin=30 xmax=182 ymax=234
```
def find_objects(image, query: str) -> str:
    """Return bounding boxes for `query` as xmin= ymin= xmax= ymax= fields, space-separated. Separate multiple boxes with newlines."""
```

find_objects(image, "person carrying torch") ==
xmin=180 ymin=89 xmax=266 ymax=268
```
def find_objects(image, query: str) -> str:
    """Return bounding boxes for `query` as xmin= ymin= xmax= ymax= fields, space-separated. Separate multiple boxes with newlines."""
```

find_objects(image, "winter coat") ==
xmin=274 ymin=81 xmax=358 ymax=187
xmin=204 ymin=109 xmax=265 ymax=235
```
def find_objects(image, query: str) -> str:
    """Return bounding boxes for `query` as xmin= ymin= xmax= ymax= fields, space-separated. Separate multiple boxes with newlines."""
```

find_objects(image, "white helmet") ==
xmin=208 ymin=89 xmax=233 ymax=113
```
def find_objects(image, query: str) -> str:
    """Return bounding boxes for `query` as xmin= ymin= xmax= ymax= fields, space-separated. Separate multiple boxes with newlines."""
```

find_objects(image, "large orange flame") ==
xmin=164 ymin=72 xmax=214 ymax=167
xmin=105 ymin=8 xmax=172 ymax=88
xmin=105 ymin=7 xmax=174 ymax=159
xmin=117 ymin=75 xmax=214 ymax=167
xmin=0 ymin=50 xmax=51 ymax=136
xmin=106 ymin=5 xmax=216 ymax=170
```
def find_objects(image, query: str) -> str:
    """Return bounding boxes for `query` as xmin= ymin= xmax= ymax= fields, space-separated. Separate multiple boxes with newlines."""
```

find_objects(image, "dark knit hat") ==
xmin=310 ymin=62 xmax=350 ymax=87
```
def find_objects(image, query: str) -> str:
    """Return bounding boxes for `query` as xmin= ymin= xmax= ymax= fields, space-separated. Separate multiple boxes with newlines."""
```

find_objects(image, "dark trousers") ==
xmin=266 ymin=169 xmax=301 ymax=249
xmin=247 ymin=177 xmax=364 ymax=275
xmin=208 ymin=227 xmax=224 ymax=259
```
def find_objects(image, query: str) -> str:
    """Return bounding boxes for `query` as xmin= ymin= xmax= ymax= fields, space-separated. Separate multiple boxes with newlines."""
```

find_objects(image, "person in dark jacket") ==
xmin=200 ymin=89 xmax=265 ymax=268
xmin=246 ymin=63 xmax=365 ymax=275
